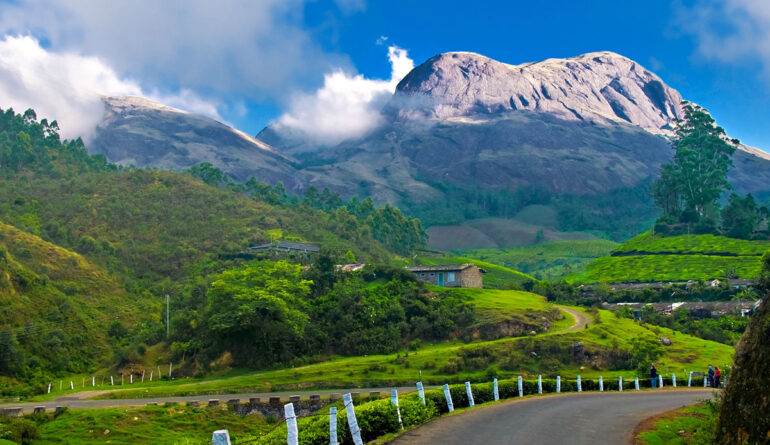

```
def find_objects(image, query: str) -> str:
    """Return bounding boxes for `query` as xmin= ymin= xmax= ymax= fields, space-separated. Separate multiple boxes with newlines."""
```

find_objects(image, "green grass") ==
xmin=443 ymin=287 xmax=557 ymax=325
xmin=637 ymin=404 xmax=715 ymax=445
xmin=568 ymin=254 xmax=763 ymax=283
xmin=416 ymin=256 xmax=536 ymax=288
xmin=615 ymin=232 xmax=770 ymax=256
xmin=458 ymin=239 xmax=619 ymax=280
xmin=32 ymin=404 xmax=271 ymax=445
xmin=77 ymin=306 xmax=731 ymax=401
xmin=569 ymin=232 xmax=770 ymax=283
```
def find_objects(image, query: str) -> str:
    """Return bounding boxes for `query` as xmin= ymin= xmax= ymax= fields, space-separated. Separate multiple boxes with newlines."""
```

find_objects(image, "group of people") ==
xmin=649 ymin=364 xmax=721 ymax=388
xmin=708 ymin=365 xmax=721 ymax=388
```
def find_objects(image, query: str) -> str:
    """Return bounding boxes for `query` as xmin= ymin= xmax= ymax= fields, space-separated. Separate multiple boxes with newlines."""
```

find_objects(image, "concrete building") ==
xmin=406 ymin=264 xmax=485 ymax=288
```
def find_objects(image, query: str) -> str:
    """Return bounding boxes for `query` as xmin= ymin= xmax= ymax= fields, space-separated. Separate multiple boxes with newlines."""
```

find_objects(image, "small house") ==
xmin=406 ymin=264 xmax=485 ymax=288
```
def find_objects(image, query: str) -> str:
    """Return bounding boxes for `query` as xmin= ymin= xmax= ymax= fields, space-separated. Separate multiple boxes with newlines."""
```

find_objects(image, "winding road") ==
xmin=391 ymin=389 xmax=714 ymax=445
xmin=1 ymin=305 xmax=591 ymax=413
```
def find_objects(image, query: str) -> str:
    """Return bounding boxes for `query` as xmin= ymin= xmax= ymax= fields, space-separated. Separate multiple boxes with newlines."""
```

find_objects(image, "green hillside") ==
xmin=569 ymin=232 xmax=770 ymax=283
xmin=0 ymin=107 xmax=428 ymax=392
xmin=86 ymin=302 xmax=733 ymax=401
xmin=0 ymin=220 xmax=153 ymax=394
xmin=415 ymin=255 xmax=537 ymax=288
xmin=614 ymin=232 xmax=770 ymax=256
xmin=459 ymin=239 xmax=618 ymax=280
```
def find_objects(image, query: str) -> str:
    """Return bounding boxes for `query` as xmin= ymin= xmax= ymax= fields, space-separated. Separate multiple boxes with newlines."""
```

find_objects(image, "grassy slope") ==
xmin=67 ymin=298 xmax=732 ymax=401
xmin=0 ymin=169 xmax=395 ymax=285
xmin=417 ymin=256 xmax=536 ymax=288
xmin=636 ymin=404 xmax=714 ymax=445
xmin=459 ymin=239 xmax=618 ymax=280
xmin=33 ymin=404 xmax=270 ymax=445
xmin=570 ymin=255 xmax=762 ymax=283
xmin=0 ymin=220 xmax=152 ymax=375
xmin=570 ymin=232 xmax=770 ymax=283
xmin=616 ymin=232 xmax=770 ymax=255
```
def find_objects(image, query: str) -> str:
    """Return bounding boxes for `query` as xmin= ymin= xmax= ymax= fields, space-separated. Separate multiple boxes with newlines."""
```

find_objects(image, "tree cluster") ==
xmin=652 ymin=103 xmax=768 ymax=239
xmin=167 ymin=259 xmax=476 ymax=370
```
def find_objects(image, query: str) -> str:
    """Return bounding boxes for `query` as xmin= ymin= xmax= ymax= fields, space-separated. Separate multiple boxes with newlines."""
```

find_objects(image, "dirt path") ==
xmin=555 ymin=305 xmax=591 ymax=333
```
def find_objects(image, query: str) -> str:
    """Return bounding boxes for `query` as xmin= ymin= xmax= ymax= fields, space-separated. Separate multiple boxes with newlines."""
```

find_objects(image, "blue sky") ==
xmin=0 ymin=0 xmax=768 ymax=150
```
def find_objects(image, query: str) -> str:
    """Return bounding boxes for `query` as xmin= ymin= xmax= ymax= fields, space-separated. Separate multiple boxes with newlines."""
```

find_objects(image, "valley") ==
xmin=0 ymin=29 xmax=768 ymax=445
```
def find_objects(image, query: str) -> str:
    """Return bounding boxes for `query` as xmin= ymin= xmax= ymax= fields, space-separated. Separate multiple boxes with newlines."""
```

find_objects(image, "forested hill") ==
xmin=0 ymin=107 xmax=425 ymax=282
xmin=0 ymin=107 xmax=426 ymax=391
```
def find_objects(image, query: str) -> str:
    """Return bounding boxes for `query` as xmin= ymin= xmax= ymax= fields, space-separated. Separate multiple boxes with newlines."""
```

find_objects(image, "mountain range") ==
xmin=87 ymin=51 xmax=770 ymax=249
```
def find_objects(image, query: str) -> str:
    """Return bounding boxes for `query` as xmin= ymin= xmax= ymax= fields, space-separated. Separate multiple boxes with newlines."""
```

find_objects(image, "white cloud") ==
xmin=276 ymin=46 xmax=414 ymax=144
xmin=678 ymin=0 xmax=770 ymax=79
xmin=0 ymin=0 xmax=349 ymax=104
xmin=0 ymin=35 xmax=220 ymax=140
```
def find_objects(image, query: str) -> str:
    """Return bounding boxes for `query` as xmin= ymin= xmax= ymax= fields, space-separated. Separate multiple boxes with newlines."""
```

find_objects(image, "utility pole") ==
xmin=166 ymin=294 xmax=170 ymax=339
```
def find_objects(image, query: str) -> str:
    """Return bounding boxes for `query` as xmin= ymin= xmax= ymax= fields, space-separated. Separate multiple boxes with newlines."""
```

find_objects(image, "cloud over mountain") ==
xmin=275 ymin=46 xmax=414 ymax=144
xmin=0 ymin=35 xmax=219 ymax=140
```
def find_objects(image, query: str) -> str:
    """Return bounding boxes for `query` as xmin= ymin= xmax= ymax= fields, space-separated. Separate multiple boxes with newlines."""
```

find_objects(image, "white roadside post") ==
xmin=618 ymin=376 xmax=623 ymax=392
xmin=212 ymin=429 xmax=231 ymax=445
xmin=688 ymin=371 xmax=693 ymax=387
xmin=465 ymin=382 xmax=474 ymax=407
xmin=47 ymin=383 xmax=51 ymax=394
xmin=92 ymin=376 xmax=95 ymax=387
xmin=150 ymin=371 xmax=153 ymax=382
xmin=659 ymin=375 xmax=663 ymax=388
xmin=704 ymin=376 xmax=707 ymax=387
xmin=443 ymin=384 xmax=454 ymax=413
xmin=169 ymin=363 xmax=173 ymax=378
xmin=70 ymin=381 xmax=74 ymax=390
xmin=391 ymin=389 xmax=403 ymax=430
xmin=130 ymin=374 xmax=133 ymax=384
xmin=599 ymin=376 xmax=603 ymax=392
xmin=672 ymin=373 xmax=677 ymax=387
xmin=556 ymin=376 xmax=561 ymax=393
xmin=518 ymin=376 xmax=523 ymax=397
xmin=635 ymin=377 xmax=640 ymax=391
xmin=576 ymin=375 xmax=582 ymax=392
xmin=329 ymin=407 xmax=339 ymax=445
xmin=537 ymin=375 xmax=542 ymax=394
xmin=493 ymin=378 xmax=499 ymax=401
xmin=417 ymin=382 xmax=426 ymax=405
xmin=110 ymin=376 xmax=114 ymax=386
xmin=285 ymin=403 xmax=298 ymax=445
xmin=343 ymin=393 xmax=364 ymax=445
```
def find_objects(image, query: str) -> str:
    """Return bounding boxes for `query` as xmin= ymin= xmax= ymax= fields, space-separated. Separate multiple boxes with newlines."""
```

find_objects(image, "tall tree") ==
xmin=652 ymin=103 xmax=737 ymax=219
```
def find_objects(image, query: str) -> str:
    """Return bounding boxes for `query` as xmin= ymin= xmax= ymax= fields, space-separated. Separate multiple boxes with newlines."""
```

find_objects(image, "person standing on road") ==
xmin=650 ymin=364 xmax=658 ymax=388
xmin=714 ymin=366 xmax=721 ymax=388
xmin=708 ymin=365 xmax=715 ymax=387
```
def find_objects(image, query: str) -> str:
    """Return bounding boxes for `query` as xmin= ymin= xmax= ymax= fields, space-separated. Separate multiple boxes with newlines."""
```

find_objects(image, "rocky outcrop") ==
xmin=392 ymin=51 xmax=683 ymax=133
xmin=716 ymin=254 xmax=770 ymax=444
xmin=90 ymin=96 xmax=301 ymax=186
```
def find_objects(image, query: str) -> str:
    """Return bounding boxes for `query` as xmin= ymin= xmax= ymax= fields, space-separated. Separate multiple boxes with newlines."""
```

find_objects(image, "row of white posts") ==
xmin=212 ymin=372 xmax=703 ymax=444
xmin=46 ymin=364 xmax=174 ymax=393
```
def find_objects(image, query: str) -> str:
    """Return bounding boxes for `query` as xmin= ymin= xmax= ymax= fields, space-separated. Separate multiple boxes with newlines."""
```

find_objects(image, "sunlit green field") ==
xmin=458 ymin=239 xmax=619 ymax=280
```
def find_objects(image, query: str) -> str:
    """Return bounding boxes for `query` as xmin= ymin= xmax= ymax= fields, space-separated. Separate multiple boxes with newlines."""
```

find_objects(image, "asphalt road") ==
xmin=0 ymin=386 xmax=423 ymax=413
xmin=391 ymin=389 xmax=714 ymax=445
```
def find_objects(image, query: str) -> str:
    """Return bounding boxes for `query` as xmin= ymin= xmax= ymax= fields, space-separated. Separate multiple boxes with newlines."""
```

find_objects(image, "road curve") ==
xmin=555 ymin=305 xmax=590 ymax=333
xmin=391 ymin=389 xmax=713 ymax=445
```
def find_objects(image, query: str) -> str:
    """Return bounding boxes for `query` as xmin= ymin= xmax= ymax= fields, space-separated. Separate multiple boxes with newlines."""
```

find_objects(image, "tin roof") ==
xmin=406 ymin=263 xmax=485 ymax=273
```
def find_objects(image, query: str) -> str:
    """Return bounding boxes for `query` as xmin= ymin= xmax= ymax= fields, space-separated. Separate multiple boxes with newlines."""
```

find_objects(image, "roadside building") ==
xmin=406 ymin=264 xmax=485 ymax=288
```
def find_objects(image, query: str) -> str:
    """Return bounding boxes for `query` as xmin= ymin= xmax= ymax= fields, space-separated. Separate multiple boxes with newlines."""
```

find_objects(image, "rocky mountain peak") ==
xmin=393 ymin=50 xmax=684 ymax=133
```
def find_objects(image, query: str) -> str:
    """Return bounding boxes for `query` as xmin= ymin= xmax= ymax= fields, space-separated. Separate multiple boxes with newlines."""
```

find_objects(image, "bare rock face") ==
xmin=393 ymin=51 xmax=684 ymax=133
xmin=91 ymin=96 xmax=300 ymax=186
